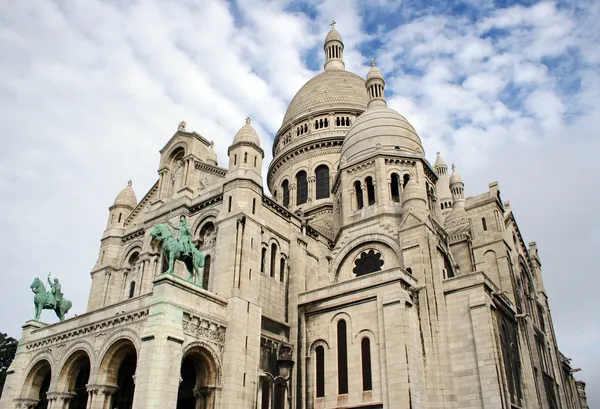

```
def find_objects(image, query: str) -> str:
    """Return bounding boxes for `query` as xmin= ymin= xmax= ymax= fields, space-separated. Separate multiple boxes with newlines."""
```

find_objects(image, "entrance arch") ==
xmin=98 ymin=338 xmax=137 ymax=409
xmin=20 ymin=359 xmax=51 ymax=408
xmin=176 ymin=345 xmax=219 ymax=409
xmin=57 ymin=350 xmax=91 ymax=409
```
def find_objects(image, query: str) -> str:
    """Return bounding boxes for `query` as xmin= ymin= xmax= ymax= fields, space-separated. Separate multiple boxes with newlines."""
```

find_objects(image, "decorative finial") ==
xmin=371 ymin=58 xmax=376 ymax=67
xmin=127 ymin=179 xmax=132 ymax=187
xmin=436 ymin=151 xmax=440 ymax=156
xmin=178 ymin=121 xmax=186 ymax=131
xmin=210 ymin=140 xmax=214 ymax=147
xmin=245 ymin=117 xmax=251 ymax=125
xmin=451 ymin=164 xmax=456 ymax=171
xmin=330 ymin=20 xmax=336 ymax=29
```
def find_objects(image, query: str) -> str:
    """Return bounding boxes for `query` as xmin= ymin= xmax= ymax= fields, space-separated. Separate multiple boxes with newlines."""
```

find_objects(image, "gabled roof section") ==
xmin=159 ymin=130 xmax=212 ymax=155
xmin=124 ymin=181 xmax=159 ymax=227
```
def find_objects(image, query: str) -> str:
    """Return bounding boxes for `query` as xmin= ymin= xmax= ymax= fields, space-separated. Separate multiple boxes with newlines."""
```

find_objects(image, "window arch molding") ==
xmin=159 ymin=143 xmax=188 ymax=169
xmin=329 ymin=312 xmax=353 ymax=343
xmin=123 ymin=244 xmax=143 ymax=264
xmin=188 ymin=211 xmax=218 ymax=240
xmin=331 ymin=237 xmax=402 ymax=283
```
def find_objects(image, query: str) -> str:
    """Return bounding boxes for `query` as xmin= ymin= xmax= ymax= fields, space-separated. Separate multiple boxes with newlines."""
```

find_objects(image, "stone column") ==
xmin=85 ymin=385 xmax=97 ymax=409
xmin=193 ymin=387 xmax=215 ymax=409
xmin=290 ymin=184 xmax=297 ymax=208
xmin=101 ymin=270 xmax=111 ymax=307
xmin=157 ymin=169 xmax=169 ymax=199
xmin=100 ymin=386 xmax=118 ymax=409
xmin=361 ymin=185 xmax=367 ymax=208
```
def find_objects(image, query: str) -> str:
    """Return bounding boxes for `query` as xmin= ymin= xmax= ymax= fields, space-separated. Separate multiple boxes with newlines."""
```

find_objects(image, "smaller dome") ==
xmin=366 ymin=59 xmax=384 ymax=82
xmin=114 ymin=180 xmax=137 ymax=208
xmin=341 ymin=107 xmax=424 ymax=164
xmin=232 ymin=117 xmax=260 ymax=146
xmin=207 ymin=142 xmax=218 ymax=166
xmin=325 ymin=28 xmax=342 ymax=43
xmin=434 ymin=152 xmax=447 ymax=169
xmin=449 ymin=165 xmax=463 ymax=185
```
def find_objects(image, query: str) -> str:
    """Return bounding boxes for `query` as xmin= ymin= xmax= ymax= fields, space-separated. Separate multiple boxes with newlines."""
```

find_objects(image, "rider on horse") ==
xmin=168 ymin=216 xmax=194 ymax=257
xmin=47 ymin=273 xmax=63 ymax=309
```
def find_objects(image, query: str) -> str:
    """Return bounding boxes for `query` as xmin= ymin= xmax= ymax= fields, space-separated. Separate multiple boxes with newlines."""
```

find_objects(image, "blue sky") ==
xmin=0 ymin=0 xmax=598 ymax=405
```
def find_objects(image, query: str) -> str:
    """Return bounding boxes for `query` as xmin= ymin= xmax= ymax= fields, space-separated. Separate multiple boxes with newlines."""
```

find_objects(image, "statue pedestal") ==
xmin=22 ymin=320 xmax=47 ymax=338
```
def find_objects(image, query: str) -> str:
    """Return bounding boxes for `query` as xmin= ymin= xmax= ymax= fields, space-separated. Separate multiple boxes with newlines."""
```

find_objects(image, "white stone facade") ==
xmin=0 ymin=27 xmax=588 ymax=409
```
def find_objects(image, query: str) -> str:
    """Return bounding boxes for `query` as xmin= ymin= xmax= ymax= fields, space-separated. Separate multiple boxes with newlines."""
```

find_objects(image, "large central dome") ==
xmin=281 ymin=70 xmax=368 ymax=125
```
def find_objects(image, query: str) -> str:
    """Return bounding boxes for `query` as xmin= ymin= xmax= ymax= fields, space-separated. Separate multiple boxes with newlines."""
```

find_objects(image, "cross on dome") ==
xmin=371 ymin=58 xmax=376 ymax=67
xmin=127 ymin=179 xmax=132 ymax=187
xmin=246 ymin=117 xmax=251 ymax=124
xmin=330 ymin=20 xmax=336 ymax=29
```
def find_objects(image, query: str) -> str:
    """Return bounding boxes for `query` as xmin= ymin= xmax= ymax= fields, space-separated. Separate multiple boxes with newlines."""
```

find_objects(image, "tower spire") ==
xmin=324 ymin=21 xmax=345 ymax=71
xmin=365 ymin=59 xmax=386 ymax=108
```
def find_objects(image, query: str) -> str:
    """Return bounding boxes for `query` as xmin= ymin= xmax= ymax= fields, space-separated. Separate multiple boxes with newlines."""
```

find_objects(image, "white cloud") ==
xmin=0 ymin=0 xmax=598 ymax=405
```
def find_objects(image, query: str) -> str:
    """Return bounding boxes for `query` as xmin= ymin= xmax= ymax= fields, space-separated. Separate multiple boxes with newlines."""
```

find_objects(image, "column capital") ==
xmin=86 ymin=383 xmax=118 ymax=396
xmin=13 ymin=398 xmax=39 ymax=409
xmin=193 ymin=386 xmax=215 ymax=398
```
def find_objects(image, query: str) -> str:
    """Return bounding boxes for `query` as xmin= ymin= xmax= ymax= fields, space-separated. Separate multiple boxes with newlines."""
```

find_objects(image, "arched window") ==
xmin=336 ymin=117 xmax=340 ymax=126
xmin=390 ymin=173 xmax=400 ymax=202
xmin=128 ymin=281 xmax=135 ymax=298
xmin=361 ymin=338 xmax=372 ymax=391
xmin=315 ymin=120 xmax=319 ymax=129
xmin=279 ymin=257 xmax=286 ymax=282
xmin=202 ymin=255 xmax=211 ymax=289
xmin=118 ymin=213 xmax=122 ymax=223
xmin=346 ymin=117 xmax=350 ymax=126
xmin=234 ymin=154 xmax=237 ymax=166
xmin=270 ymin=243 xmax=277 ymax=278
xmin=366 ymin=177 xmax=376 ymax=205
xmin=282 ymin=180 xmax=290 ymax=208
xmin=304 ymin=124 xmax=308 ymax=133
xmin=354 ymin=181 xmax=364 ymax=209
xmin=254 ymin=156 xmax=257 ymax=167
xmin=403 ymin=174 xmax=410 ymax=188
xmin=244 ymin=152 xmax=248 ymax=163
xmin=228 ymin=196 xmax=232 ymax=212
xmin=482 ymin=217 xmax=488 ymax=231
xmin=261 ymin=380 xmax=270 ymax=409
xmin=261 ymin=248 xmax=267 ymax=273
xmin=337 ymin=320 xmax=348 ymax=394
xmin=315 ymin=165 xmax=330 ymax=200
xmin=324 ymin=118 xmax=328 ymax=127
xmin=296 ymin=171 xmax=308 ymax=205
xmin=316 ymin=346 xmax=325 ymax=398
xmin=252 ymin=198 xmax=256 ymax=215
xmin=319 ymin=119 xmax=323 ymax=128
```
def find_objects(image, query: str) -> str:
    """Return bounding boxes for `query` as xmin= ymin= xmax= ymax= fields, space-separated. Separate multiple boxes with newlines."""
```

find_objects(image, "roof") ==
xmin=232 ymin=117 xmax=260 ymax=146
xmin=114 ymin=180 xmax=137 ymax=208
xmin=281 ymin=70 xmax=368 ymax=125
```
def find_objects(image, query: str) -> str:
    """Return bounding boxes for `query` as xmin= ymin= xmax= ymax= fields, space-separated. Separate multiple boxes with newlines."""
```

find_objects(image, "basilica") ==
xmin=0 ymin=26 xmax=589 ymax=409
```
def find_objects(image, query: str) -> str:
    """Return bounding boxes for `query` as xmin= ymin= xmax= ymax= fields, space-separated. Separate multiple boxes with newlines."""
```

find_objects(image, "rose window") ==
xmin=353 ymin=250 xmax=384 ymax=276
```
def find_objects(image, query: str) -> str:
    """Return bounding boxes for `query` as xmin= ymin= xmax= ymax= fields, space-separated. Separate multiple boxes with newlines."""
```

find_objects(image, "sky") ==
xmin=0 ymin=0 xmax=598 ymax=404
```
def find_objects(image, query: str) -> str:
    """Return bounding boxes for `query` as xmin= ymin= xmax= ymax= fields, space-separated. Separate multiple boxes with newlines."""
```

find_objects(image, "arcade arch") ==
xmin=176 ymin=344 xmax=220 ymax=409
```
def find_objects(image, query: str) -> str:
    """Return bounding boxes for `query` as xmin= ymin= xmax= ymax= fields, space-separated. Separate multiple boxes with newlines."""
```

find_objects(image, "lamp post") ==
xmin=276 ymin=346 xmax=295 ymax=409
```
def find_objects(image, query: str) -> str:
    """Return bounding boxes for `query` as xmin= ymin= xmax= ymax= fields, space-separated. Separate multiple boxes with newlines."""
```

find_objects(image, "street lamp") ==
xmin=275 ymin=346 xmax=295 ymax=409
xmin=277 ymin=346 xmax=295 ymax=379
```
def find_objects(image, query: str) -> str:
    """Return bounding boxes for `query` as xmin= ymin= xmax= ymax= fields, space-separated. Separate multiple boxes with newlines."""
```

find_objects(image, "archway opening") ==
xmin=112 ymin=350 xmax=136 ymax=409
xmin=99 ymin=339 xmax=137 ymax=409
xmin=176 ymin=347 xmax=218 ymax=409
xmin=22 ymin=359 xmax=51 ymax=408
xmin=58 ymin=350 xmax=91 ymax=409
